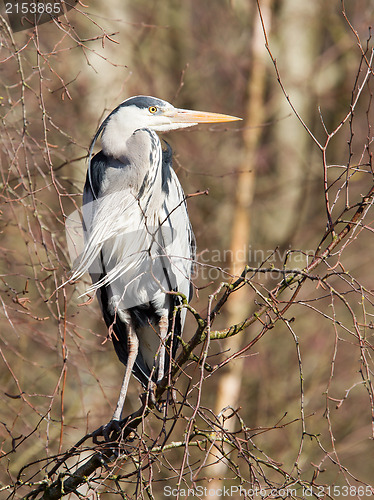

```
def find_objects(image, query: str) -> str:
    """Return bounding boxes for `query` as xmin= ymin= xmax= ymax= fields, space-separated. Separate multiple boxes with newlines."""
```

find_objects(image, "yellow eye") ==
xmin=149 ymin=106 xmax=158 ymax=114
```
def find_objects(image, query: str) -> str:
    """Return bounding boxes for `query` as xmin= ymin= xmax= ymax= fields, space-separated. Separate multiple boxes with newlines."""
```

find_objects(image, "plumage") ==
xmin=71 ymin=95 xmax=240 ymax=435
xmin=77 ymin=131 xmax=194 ymax=386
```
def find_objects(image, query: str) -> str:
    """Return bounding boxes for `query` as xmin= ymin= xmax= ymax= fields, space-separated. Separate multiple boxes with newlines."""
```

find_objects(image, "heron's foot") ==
xmin=92 ymin=419 xmax=121 ymax=444
xmin=153 ymin=386 xmax=177 ymax=411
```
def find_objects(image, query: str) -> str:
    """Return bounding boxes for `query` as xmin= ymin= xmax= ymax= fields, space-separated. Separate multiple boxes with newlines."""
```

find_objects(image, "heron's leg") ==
xmin=112 ymin=324 xmax=139 ymax=421
xmin=92 ymin=322 xmax=139 ymax=443
xmin=157 ymin=313 xmax=168 ymax=383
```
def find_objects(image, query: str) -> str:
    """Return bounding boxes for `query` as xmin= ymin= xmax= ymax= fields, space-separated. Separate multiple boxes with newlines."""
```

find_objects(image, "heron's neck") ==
xmin=101 ymin=118 xmax=136 ymax=159
xmin=100 ymin=125 xmax=164 ymax=214
xmin=135 ymin=130 xmax=163 ymax=210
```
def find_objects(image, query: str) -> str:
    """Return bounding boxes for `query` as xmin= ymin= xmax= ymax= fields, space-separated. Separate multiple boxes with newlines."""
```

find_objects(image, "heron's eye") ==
xmin=148 ymin=106 xmax=158 ymax=114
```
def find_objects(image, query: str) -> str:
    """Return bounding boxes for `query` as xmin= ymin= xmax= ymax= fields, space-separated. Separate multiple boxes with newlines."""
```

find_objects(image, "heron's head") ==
xmin=97 ymin=96 xmax=241 ymax=158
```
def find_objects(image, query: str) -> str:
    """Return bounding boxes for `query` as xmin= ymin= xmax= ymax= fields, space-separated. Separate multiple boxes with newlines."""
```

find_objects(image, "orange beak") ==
xmin=166 ymin=108 xmax=242 ymax=125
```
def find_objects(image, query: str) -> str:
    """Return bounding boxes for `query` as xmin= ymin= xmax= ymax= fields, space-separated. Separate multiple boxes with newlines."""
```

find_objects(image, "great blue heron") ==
xmin=71 ymin=96 xmax=240 ymax=438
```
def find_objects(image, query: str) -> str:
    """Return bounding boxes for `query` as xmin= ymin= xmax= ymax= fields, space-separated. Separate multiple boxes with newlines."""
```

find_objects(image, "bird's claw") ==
xmin=92 ymin=419 xmax=122 ymax=445
xmin=92 ymin=392 xmax=154 ymax=445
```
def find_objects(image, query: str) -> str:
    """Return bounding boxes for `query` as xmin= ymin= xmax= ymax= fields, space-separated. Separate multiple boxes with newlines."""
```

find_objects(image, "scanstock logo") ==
xmin=3 ymin=0 xmax=78 ymax=32
xmin=65 ymin=195 xmax=191 ymax=309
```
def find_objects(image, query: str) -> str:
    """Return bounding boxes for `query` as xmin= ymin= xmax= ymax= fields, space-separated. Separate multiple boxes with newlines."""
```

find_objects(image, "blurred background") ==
xmin=0 ymin=0 xmax=373 ymax=498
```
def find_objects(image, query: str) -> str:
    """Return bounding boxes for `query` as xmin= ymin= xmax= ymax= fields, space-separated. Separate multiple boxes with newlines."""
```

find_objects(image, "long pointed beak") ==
xmin=167 ymin=108 xmax=242 ymax=124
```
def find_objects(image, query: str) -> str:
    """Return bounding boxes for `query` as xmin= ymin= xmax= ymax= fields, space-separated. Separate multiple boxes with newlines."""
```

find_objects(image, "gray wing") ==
xmin=159 ymin=155 xmax=196 ymax=302
xmin=75 ymin=145 xmax=195 ymax=386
